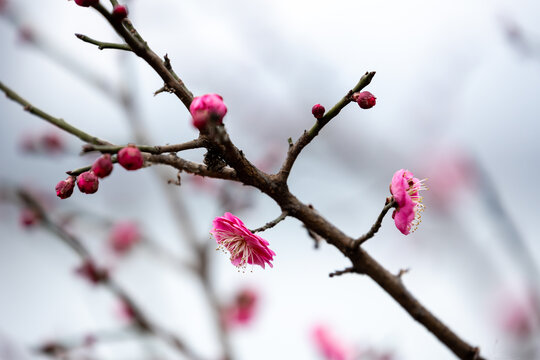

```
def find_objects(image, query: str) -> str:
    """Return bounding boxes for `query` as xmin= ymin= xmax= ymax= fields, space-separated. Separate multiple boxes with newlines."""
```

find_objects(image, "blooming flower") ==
xmin=389 ymin=169 xmax=426 ymax=235
xmin=190 ymin=93 xmax=228 ymax=130
xmin=211 ymin=212 xmax=275 ymax=269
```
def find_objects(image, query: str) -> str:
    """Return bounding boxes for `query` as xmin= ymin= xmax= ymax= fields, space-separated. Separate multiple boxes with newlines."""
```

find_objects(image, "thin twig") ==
xmin=277 ymin=72 xmax=376 ymax=182
xmin=75 ymin=33 xmax=131 ymax=51
xmin=0 ymin=82 xmax=109 ymax=145
xmin=353 ymin=198 xmax=396 ymax=248
xmin=250 ymin=211 xmax=288 ymax=233
xmin=81 ymin=139 xmax=205 ymax=155
xmin=329 ymin=266 xmax=355 ymax=278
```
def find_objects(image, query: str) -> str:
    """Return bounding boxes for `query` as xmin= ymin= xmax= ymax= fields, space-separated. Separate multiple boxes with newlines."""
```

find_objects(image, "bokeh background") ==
xmin=1 ymin=0 xmax=540 ymax=359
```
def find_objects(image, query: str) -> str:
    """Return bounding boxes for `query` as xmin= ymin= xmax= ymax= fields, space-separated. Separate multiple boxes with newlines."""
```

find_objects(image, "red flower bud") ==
xmin=112 ymin=5 xmax=128 ymax=20
xmin=77 ymin=171 xmax=99 ymax=194
xmin=118 ymin=145 xmax=143 ymax=171
xmin=74 ymin=0 xmax=99 ymax=7
xmin=91 ymin=154 xmax=113 ymax=178
xmin=353 ymin=91 xmax=376 ymax=109
xmin=311 ymin=104 xmax=325 ymax=119
xmin=55 ymin=176 xmax=76 ymax=199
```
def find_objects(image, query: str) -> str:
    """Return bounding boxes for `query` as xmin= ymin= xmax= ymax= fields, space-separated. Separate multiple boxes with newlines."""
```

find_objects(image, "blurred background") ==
xmin=1 ymin=0 xmax=540 ymax=359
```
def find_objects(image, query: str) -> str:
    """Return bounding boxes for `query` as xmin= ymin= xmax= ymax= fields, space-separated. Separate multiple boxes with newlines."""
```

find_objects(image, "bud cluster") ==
xmin=55 ymin=145 xmax=144 ymax=199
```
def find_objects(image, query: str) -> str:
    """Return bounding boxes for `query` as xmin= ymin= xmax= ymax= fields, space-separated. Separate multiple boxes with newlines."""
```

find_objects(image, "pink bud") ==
xmin=312 ymin=104 xmax=325 ymax=119
xmin=353 ymin=91 xmax=376 ymax=109
xmin=77 ymin=171 xmax=99 ymax=194
xmin=118 ymin=145 xmax=143 ymax=170
xmin=112 ymin=4 xmax=128 ymax=20
xmin=20 ymin=208 xmax=40 ymax=228
xmin=189 ymin=93 xmax=228 ymax=130
xmin=109 ymin=222 xmax=140 ymax=254
xmin=91 ymin=154 xmax=113 ymax=178
xmin=55 ymin=176 xmax=76 ymax=199
xmin=74 ymin=0 xmax=99 ymax=7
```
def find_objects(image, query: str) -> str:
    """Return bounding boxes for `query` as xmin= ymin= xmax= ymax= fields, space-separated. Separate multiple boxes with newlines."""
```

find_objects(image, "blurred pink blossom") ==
xmin=496 ymin=288 xmax=539 ymax=338
xmin=109 ymin=222 xmax=141 ymax=255
xmin=311 ymin=324 xmax=351 ymax=360
xmin=211 ymin=212 xmax=275 ymax=269
xmin=222 ymin=288 xmax=258 ymax=329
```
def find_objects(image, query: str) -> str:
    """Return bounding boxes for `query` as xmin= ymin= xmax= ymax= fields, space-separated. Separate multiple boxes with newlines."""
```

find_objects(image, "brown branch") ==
xmin=147 ymin=154 xmax=237 ymax=181
xmin=92 ymin=3 xmax=193 ymax=109
xmin=277 ymin=71 xmax=375 ymax=182
xmin=329 ymin=266 xmax=354 ymax=278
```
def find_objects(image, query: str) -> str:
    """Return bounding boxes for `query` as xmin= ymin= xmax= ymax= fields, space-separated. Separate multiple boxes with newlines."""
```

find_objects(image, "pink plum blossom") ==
xmin=211 ymin=212 xmax=275 ymax=269
xmin=390 ymin=169 xmax=426 ymax=235
xmin=189 ymin=93 xmax=227 ymax=130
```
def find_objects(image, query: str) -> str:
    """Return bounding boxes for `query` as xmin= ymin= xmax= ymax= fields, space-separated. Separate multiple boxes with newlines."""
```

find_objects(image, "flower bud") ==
xmin=74 ymin=0 xmax=99 ymax=7
xmin=118 ymin=145 xmax=143 ymax=171
xmin=112 ymin=4 xmax=128 ymax=20
xmin=91 ymin=154 xmax=113 ymax=178
xmin=77 ymin=171 xmax=99 ymax=194
xmin=353 ymin=91 xmax=376 ymax=109
xmin=311 ymin=104 xmax=325 ymax=119
xmin=55 ymin=176 xmax=76 ymax=199
xmin=190 ymin=93 xmax=227 ymax=130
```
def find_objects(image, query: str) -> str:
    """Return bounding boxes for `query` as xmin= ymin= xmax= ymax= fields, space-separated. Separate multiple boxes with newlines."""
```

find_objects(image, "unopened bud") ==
xmin=77 ymin=171 xmax=99 ymax=194
xmin=311 ymin=104 xmax=325 ymax=119
xmin=353 ymin=91 xmax=376 ymax=109
xmin=118 ymin=145 xmax=143 ymax=171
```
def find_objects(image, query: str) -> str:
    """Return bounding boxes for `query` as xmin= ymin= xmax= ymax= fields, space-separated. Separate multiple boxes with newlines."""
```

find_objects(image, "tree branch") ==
xmin=353 ymin=198 xmax=396 ymax=248
xmin=15 ymin=189 xmax=206 ymax=360
xmin=81 ymin=139 xmax=205 ymax=155
xmin=75 ymin=33 xmax=131 ymax=51
xmin=277 ymin=71 xmax=375 ymax=182
xmin=0 ymin=81 xmax=108 ymax=145
xmin=250 ymin=211 xmax=288 ymax=233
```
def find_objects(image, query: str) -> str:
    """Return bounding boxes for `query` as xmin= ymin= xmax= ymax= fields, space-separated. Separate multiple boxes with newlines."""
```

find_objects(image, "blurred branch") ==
xmin=0 ymin=82 xmax=109 ymax=146
xmin=278 ymin=71 xmax=375 ymax=182
xmin=15 ymin=189 xmax=207 ymax=360
xmin=75 ymin=33 xmax=132 ymax=51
